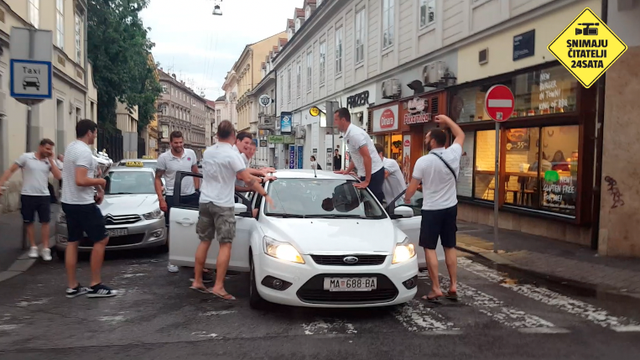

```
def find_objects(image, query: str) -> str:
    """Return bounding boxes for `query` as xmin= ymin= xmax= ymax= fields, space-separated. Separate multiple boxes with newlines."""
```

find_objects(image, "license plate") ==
xmin=108 ymin=228 xmax=128 ymax=237
xmin=323 ymin=277 xmax=377 ymax=292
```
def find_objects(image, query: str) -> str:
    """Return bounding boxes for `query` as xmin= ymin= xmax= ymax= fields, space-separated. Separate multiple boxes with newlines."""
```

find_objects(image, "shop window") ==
xmin=540 ymin=125 xmax=579 ymax=215
xmin=503 ymin=127 xmax=541 ymax=207
xmin=473 ymin=130 xmax=496 ymax=201
xmin=449 ymin=65 xmax=578 ymax=124
xmin=457 ymin=131 xmax=474 ymax=198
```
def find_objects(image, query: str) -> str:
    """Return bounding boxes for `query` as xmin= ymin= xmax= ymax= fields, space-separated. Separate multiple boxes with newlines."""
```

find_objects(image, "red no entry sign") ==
xmin=484 ymin=85 xmax=515 ymax=122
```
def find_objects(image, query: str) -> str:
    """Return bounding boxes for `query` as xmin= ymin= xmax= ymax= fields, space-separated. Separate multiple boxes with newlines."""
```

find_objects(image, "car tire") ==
xmin=56 ymin=249 xmax=65 ymax=261
xmin=249 ymin=252 xmax=267 ymax=310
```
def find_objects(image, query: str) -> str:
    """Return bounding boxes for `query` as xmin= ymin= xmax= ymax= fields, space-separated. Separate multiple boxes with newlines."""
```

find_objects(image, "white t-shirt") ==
xmin=61 ymin=140 xmax=97 ymax=205
xmin=16 ymin=152 xmax=58 ymax=196
xmin=343 ymin=123 xmax=383 ymax=176
xmin=156 ymin=148 xmax=198 ymax=196
xmin=235 ymin=152 xmax=250 ymax=188
xmin=200 ymin=142 xmax=247 ymax=207
xmin=412 ymin=143 xmax=462 ymax=211
xmin=382 ymin=157 xmax=406 ymax=205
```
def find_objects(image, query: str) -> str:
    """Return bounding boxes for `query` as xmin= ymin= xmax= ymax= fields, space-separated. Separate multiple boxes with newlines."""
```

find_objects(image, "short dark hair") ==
xmin=76 ymin=119 xmax=98 ymax=138
xmin=428 ymin=129 xmax=447 ymax=147
xmin=39 ymin=138 xmax=55 ymax=147
xmin=217 ymin=120 xmax=235 ymax=140
xmin=237 ymin=131 xmax=253 ymax=142
xmin=374 ymin=143 xmax=384 ymax=155
xmin=249 ymin=141 xmax=257 ymax=147
xmin=310 ymin=155 xmax=316 ymax=161
xmin=334 ymin=108 xmax=351 ymax=122
xmin=169 ymin=131 xmax=183 ymax=142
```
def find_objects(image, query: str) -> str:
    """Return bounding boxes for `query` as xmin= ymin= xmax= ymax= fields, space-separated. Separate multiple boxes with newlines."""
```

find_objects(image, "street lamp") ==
xmin=213 ymin=4 xmax=222 ymax=15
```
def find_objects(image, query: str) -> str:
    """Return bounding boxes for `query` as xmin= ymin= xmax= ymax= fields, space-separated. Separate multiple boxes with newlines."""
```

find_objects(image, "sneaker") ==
xmin=86 ymin=283 xmax=118 ymax=298
xmin=190 ymin=271 xmax=214 ymax=284
xmin=66 ymin=284 xmax=89 ymax=298
xmin=41 ymin=248 xmax=52 ymax=261
xmin=28 ymin=246 xmax=38 ymax=259
xmin=167 ymin=263 xmax=179 ymax=273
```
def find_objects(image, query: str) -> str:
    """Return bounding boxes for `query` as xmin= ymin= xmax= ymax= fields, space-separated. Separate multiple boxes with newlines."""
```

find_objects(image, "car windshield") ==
xmin=118 ymin=161 xmax=157 ymax=170
xmin=106 ymin=171 xmax=155 ymax=195
xmin=264 ymin=178 xmax=386 ymax=219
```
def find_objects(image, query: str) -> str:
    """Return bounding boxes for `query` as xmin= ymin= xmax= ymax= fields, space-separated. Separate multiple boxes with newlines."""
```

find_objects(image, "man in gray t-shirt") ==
xmin=0 ymin=139 xmax=62 ymax=261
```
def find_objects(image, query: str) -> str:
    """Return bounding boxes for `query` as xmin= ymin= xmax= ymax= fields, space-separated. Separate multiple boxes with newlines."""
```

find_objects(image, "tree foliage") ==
xmin=87 ymin=0 xmax=162 ymax=133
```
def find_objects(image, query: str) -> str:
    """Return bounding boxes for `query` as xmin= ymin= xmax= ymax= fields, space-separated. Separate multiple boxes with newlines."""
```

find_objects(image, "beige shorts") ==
xmin=196 ymin=202 xmax=236 ymax=243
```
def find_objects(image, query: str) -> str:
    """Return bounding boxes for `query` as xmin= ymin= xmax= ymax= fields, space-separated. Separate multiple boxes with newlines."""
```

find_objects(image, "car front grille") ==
xmin=105 ymin=214 xmax=141 ymax=226
xmin=79 ymin=234 xmax=145 ymax=247
xmin=296 ymin=274 xmax=399 ymax=304
xmin=311 ymin=254 xmax=387 ymax=266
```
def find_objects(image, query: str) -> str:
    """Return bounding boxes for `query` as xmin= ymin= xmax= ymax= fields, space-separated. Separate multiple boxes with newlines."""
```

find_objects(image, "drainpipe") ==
xmin=274 ymin=69 xmax=278 ymax=168
xmin=84 ymin=6 xmax=89 ymax=119
xmin=590 ymin=0 xmax=608 ymax=251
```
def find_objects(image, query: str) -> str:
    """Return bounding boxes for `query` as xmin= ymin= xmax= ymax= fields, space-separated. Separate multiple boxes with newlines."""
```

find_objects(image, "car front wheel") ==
xmin=249 ymin=252 xmax=267 ymax=310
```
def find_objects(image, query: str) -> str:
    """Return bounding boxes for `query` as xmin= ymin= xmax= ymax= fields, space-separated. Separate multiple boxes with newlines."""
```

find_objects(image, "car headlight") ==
xmin=263 ymin=236 xmax=305 ymax=264
xmin=58 ymin=212 xmax=66 ymax=224
xmin=143 ymin=208 xmax=163 ymax=220
xmin=392 ymin=238 xmax=416 ymax=264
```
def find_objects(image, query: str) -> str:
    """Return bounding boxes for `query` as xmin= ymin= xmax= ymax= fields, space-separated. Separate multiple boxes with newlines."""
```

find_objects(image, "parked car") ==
xmin=168 ymin=169 xmax=437 ymax=309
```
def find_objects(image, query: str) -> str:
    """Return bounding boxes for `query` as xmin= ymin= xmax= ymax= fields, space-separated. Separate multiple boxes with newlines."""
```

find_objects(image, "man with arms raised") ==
xmin=333 ymin=108 xmax=385 ymax=204
xmin=191 ymin=121 xmax=273 ymax=299
xmin=404 ymin=115 xmax=464 ymax=303
xmin=61 ymin=120 xmax=115 ymax=298
xmin=0 ymin=139 xmax=62 ymax=261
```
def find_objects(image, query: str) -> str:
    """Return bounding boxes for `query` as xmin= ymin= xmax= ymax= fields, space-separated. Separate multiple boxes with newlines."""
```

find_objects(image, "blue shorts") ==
xmin=21 ymin=195 xmax=51 ymax=223
xmin=419 ymin=205 xmax=458 ymax=250
xmin=61 ymin=203 xmax=108 ymax=243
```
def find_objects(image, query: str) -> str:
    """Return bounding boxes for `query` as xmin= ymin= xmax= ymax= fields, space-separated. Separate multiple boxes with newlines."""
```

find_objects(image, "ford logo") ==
xmin=343 ymin=256 xmax=359 ymax=264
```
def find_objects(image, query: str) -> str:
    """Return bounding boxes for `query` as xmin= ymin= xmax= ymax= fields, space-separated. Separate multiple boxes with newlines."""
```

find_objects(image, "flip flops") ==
xmin=190 ymin=285 xmax=212 ymax=294
xmin=212 ymin=291 xmax=236 ymax=301
xmin=421 ymin=294 xmax=442 ymax=303
xmin=446 ymin=291 xmax=459 ymax=301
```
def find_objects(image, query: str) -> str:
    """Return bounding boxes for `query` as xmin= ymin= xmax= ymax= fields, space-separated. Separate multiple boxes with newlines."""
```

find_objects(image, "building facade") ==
xmin=221 ymin=71 xmax=238 ymax=129
xmin=205 ymin=100 xmax=216 ymax=146
xmin=156 ymin=69 xmax=208 ymax=158
xmin=0 ymin=0 xmax=98 ymax=213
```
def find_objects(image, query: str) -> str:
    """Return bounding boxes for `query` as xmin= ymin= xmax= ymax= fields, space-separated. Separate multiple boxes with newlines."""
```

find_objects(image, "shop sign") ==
xmin=372 ymin=104 xmax=398 ymax=132
xmin=547 ymin=7 xmax=627 ymax=88
xmin=542 ymin=170 xmax=576 ymax=210
xmin=289 ymin=146 xmax=295 ymax=169
xmin=280 ymin=112 xmax=292 ymax=134
xmin=403 ymin=97 xmax=431 ymax=125
xmin=268 ymin=135 xmax=295 ymax=144
xmin=259 ymin=94 xmax=271 ymax=107
xmin=346 ymin=90 xmax=370 ymax=109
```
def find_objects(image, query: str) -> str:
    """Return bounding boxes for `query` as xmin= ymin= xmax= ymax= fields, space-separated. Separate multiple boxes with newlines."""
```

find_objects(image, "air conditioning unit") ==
xmin=294 ymin=124 xmax=306 ymax=139
xmin=381 ymin=79 xmax=401 ymax=99
xmin=0 ymin=91 xmax=5 ymax=117
xmin=422 ymin=61 xmax=447 ymax=87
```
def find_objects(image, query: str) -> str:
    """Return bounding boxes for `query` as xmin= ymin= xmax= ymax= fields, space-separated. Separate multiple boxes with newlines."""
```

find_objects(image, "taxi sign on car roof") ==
xmin=141 ymin=155 xmax=154 ymax=159
xmin=125 ymin=161 xmax=144 ymax=167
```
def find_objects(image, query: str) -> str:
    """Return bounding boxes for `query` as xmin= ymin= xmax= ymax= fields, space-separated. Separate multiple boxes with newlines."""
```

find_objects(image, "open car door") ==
xmin=387 ymin=189 xmax=445 ymax=269
xmin=168 ymin=171 xmax=255 ymax=272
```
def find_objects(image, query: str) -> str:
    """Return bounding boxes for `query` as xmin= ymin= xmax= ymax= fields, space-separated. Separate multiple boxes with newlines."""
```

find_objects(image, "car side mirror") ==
xmin=394 ymin=206 xmax=414 ymax=218
xmin=234 ymin=203 xmax=250 ymax=217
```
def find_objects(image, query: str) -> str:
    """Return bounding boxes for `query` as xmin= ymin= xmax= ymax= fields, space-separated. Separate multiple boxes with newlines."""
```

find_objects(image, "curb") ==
xmin=456 ymin=243 xmax=640 ymax=301
xmin=0 ymin=236 xmax=54 ymax=284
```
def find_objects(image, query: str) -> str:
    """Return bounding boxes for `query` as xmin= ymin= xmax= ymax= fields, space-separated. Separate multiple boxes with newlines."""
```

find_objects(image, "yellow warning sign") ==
xmin=547 ymin=7 xmax=627 ymax=88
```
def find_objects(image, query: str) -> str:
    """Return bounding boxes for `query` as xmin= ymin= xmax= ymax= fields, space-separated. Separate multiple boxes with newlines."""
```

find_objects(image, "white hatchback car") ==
xmin=169 ymin=170 xmax=438 ymax=309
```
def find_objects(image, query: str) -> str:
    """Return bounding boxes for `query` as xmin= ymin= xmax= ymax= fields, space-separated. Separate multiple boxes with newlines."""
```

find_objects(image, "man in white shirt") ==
xmin=0 ymin=139 xmax=62 ymax=261
xmin=404 ymin=115 xmax=464 ymax=303
xmin=61 ymin=119 xmax=116 ymax=298
xmin=191 ymin=120 xmax=274 ymax=299
xmin=374 ymin=143 xmax=406 ymax=206
xmin=234 ymin=131 xmax=275 ymax=193
xmin=333 ymin=108 xmax=385 ymax=204
xmin=155 ymin=131 xmax=201 ymax=275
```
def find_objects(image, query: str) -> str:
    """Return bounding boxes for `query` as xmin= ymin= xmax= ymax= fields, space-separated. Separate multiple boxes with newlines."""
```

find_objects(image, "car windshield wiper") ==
xmin=267 ymin=213 xmax=306 ymax=218
xmin=306 ymin=214 xmax=368 ymax=219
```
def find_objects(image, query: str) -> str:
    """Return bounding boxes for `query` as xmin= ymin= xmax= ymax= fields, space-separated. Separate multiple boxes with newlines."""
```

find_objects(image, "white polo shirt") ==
xmin=235 ymin=152 xmax=250 ymax=188
xmin=61 ymin=140 xmax=97 ymax=205
xmin=412 ymin=143 xmax=462 ymax=210
xmin=15 ymin=152 xmax=58 ymax=196
xmin=343 ymin=123 xmax=383 ymax=176
xmin=200 ymin=142 xmax=247 ymax=207
xmin=157 ymin=148 xmax=197 ymax=196
xmin=382 ymin=157 xmax=406 ymax=204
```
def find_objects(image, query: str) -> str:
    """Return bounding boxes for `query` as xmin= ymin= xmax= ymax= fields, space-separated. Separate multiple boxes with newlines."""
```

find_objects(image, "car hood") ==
xmin=261 ymin=217 xmax=403 ymax=254
xmin=99 ymin=194 xmax=159 ymax=216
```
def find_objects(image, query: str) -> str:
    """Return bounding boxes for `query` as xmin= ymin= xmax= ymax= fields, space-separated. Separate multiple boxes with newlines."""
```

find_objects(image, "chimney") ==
xmin=172 ymin=73 xmax=176 ymax=79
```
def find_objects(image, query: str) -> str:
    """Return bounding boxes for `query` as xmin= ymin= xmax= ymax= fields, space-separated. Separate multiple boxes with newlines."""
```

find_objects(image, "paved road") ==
xmin=1 ymin=251 xmax=639 ymax=360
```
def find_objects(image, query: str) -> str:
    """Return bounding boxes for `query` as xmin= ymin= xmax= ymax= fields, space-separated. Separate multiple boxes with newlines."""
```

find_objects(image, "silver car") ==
xmin=55 ymin=167 xmax=167 ymax=258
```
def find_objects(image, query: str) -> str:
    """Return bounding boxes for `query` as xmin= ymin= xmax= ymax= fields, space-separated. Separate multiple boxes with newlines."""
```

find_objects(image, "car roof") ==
xmin=269 ymin=169 xmax=356 ymax=181
xmin=109 ymin=167 xmax=156 ymax=173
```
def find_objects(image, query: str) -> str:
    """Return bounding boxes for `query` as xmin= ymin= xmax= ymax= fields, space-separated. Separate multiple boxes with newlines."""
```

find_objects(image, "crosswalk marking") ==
xmin=457 ymin=257 xmax=640 ymax=331
xmin=301 ymin=319 xmax=357 ymax=335
xmin=393 ymin=299 xmax=459 ymax=333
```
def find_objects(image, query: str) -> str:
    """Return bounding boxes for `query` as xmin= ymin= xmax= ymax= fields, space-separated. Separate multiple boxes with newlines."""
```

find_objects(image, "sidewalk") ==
xmin=456 ymin=221 xmax=640 ymax=299
xmin=0 ymin=204 xmax=59 ymax=281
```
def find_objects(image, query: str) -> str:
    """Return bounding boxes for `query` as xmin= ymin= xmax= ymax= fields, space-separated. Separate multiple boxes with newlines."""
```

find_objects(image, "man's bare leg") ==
xmin=25 ymin=223 xmax=36 ymax=247
xmin=66 ymin=242 xmax=79 ymax=288
xmin=444 ymin=247 xmax=457 ymax=294
xmin=90 ymin=237 xmax=109 ymax=286
xmin=192 ymin=241 xmax=212 ymax=289
xmin=212 ymin=243 xmax=233 ymax=297
xmin=41 ymin=222 xmax=50 ymax=248
xmin=425 ymin=249 xmax=443 ymax=298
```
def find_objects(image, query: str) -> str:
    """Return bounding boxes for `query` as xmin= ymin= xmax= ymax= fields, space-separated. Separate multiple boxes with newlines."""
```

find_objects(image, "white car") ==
xmin=169 ymin=170 xmax=438 ymax=309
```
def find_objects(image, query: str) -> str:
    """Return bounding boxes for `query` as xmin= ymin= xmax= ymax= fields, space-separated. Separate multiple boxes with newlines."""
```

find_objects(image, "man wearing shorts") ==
xmin=404 ymin=114 xmax=464 ymax=303
xmin=61 ymin=119 xmax=116 ymax=298
xmin=190 ymin=120 xmax=273 ymax=299
xmin=0 ymin=139 xmax=62 ymax=261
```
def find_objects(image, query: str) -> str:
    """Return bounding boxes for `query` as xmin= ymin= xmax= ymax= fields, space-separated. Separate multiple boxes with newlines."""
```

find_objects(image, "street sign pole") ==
xmin=484 ymin=85 xmax=515 ymax=254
